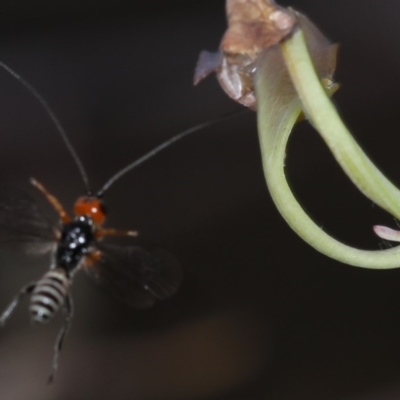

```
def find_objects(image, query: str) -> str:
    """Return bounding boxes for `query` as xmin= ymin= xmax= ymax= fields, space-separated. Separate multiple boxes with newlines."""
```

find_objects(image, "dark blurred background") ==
xmin=0 ymin=1 xmax=399 ymax=399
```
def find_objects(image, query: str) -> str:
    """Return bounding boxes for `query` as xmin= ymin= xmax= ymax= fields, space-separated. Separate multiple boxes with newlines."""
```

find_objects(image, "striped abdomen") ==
xmin=29 ymin=269 xmax=70 ymax=324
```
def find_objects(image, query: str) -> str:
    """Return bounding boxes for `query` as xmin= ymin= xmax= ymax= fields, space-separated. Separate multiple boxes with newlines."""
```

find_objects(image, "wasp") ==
xmin=0 ymin=61 xmax=236 ymax=382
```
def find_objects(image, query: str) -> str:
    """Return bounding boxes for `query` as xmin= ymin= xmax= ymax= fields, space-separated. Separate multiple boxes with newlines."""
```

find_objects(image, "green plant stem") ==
xmin=281 ymin=29 xmax=400 ymax=220
xmin=256 ymin=29 xmax=400 ymax=269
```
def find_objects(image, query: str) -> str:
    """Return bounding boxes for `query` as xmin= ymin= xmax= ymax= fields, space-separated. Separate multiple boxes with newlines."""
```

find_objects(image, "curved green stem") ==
xmin=255 ymin=29 xmax=400 ymax=269
xmin=281 ymin=29 xmax=400 ymax=220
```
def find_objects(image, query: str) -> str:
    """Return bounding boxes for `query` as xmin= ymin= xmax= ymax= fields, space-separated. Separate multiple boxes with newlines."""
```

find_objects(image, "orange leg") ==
xmin=94 ymin=228 xmax=138 ymax=239
xmin=80 ymin=250 xmax=102 ymax=273
xmin=30 ymin=177 xmax=71 ymax=224
xmin=83 ymin=249 xmax=102 ymax=267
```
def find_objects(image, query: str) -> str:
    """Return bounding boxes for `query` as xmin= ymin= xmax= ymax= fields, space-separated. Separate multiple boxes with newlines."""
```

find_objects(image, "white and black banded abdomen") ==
xmin=29 ymin=269 xmax=70 ymax=324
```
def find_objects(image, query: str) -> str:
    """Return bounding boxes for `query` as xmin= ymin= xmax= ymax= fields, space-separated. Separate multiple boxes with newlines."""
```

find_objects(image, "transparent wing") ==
xmin=84 ymin=242 xmax=183 ymax=309
xmin=0 ymin=185 xmax=55 ymax=253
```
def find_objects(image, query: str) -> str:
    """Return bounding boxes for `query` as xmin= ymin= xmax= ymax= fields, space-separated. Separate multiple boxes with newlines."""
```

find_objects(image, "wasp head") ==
xmin=73 ymin=196 xmax=106 ymax=226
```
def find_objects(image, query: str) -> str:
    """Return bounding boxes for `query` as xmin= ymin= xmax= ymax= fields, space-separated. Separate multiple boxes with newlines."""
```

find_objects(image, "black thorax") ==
xmin=56 ymin=215 xmax=94 ymax=273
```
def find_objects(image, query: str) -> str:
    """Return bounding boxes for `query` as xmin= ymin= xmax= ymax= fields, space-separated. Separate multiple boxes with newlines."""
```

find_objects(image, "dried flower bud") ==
xmin=194 ymin=0 xmax=296 ymax=110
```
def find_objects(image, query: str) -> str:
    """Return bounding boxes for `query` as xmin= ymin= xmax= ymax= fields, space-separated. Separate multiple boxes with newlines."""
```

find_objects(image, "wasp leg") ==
xmin=0 ymin=282 xmax=36 ymax=326
xmin=47 ymin=294 xmax=73 ymax=384
xmin=95 ymin=228 xmax=138 ymax=238
xmin=30 ymin=177 xmax=71 ymax=224
xmin=84 ymin=250 xmax=101 ymax=266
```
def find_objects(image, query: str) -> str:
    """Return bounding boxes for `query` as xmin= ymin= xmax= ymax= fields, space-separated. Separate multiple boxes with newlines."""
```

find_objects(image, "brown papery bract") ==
xmin=194 ymin=1 xmax=338 ymax=111
xmin=194 ymin=0 xmax=296 ymax=110
xmin=222 ymin=0 xmax=296 ymax=57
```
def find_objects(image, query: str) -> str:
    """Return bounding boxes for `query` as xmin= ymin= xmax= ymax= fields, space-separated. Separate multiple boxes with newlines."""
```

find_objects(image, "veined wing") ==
xmin=0 ymin=185 xmax=55 ymax=253
xmin=84 ymin=242 xmax=183 ymax=309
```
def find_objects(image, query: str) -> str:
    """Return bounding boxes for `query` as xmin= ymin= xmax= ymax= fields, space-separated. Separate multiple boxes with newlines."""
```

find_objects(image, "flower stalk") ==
xmin=256 ymin=27 xmax=400 ymax=269
xmin=195 ymin=0 xmax=400 ymax=269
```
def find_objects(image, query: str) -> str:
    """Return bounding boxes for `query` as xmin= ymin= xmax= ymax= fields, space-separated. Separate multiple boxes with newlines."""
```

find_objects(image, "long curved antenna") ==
xmin=97 ymin=109 xmax=247 ymax=197
xmin=0 ymin=61 xmax=91 ymax=193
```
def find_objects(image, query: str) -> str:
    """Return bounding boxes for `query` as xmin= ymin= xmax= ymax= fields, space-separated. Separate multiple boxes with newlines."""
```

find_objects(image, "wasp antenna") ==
xmin=97 ymin=108 xmax=247 ymax=197
xmin=0 ymin=60 xmax=91 ymax=193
